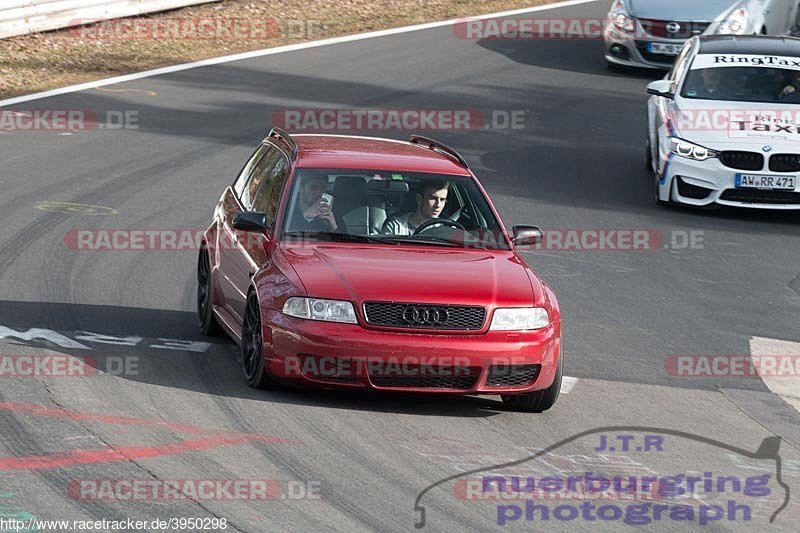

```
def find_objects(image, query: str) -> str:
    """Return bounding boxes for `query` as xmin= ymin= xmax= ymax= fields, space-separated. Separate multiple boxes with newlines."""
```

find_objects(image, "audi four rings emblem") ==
xmin=666 ymin=22 xmax=681 ymax=34
xmin=401 ymin=305 xmax=450 ymax=325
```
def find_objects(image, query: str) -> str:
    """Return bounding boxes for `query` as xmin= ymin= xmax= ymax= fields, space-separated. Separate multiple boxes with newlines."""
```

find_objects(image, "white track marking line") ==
xmin=749 ymin=336 xmax=800 ymax=413
xmin=0 ymin=0 xmax=599 ymax=108
xmin=560 ymin=376 xmax=578 ymax=394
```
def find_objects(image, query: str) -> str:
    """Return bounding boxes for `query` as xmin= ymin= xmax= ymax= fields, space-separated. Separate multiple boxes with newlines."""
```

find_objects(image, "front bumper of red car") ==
xmin=260 ymin=309 xmax=561 ymax=395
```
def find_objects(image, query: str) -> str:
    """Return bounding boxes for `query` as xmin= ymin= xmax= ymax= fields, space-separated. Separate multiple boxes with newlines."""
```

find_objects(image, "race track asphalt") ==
xmin=1 ymin=0 xmax=799 ymax=530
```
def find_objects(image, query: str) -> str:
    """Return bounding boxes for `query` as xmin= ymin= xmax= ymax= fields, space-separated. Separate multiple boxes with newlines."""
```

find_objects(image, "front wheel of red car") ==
xmin=501 ymin=355 xmax=562 ymax=412
xmin=241 ymin=292 xmax=284 ymax=390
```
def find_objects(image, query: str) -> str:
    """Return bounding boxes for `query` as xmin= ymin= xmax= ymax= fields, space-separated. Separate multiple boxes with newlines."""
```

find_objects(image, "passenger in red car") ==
xmin=291 ymin=175 xmax=337 ymax=231
xmin=381 ymin=180 xmax=449 ymax=235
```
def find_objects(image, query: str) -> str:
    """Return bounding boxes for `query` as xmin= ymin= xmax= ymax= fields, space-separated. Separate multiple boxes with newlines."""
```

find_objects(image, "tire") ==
xmin=652 ymin=137 xmax=671 ymax=207
xmin=501 ymin=354 xmax=562 ymax=413
xmin=655 ymin=178 xmax=669 ymax=207
xmin=241 ymin=291 xmax=285 ymax=390
xmin=197 ymin=248 xmax=224 ymax=336
xmin=645 ymin=133 xmax=653 ymax=171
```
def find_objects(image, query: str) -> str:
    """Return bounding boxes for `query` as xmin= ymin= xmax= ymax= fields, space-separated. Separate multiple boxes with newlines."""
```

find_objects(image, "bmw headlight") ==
xmin=283 ymin=297 xmax=357 ymax=323
xmin=610 ymin=0 xmax=636 ymax=33
xmin=490 ymin=308 xmax=550 ymax=331
xmin=669 ymin=138 xmax=718 ymax=161
xmin=716 ymin=8 xmax=748 ymax=35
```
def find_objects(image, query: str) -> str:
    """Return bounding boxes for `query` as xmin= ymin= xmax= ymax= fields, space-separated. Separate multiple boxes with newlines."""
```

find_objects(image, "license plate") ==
xmin=735 ymin=174 xmax=796 ymax=190
xmin=647 ymin=42 xmax=682 ymax=56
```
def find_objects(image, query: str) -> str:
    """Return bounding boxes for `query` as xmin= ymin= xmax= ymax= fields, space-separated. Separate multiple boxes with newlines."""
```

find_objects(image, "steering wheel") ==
xmin=413 ymin=217 xmax=466 ymax=235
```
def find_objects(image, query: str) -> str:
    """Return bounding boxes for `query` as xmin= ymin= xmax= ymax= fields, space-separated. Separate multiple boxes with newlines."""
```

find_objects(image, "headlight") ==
xmin=282 ymin=297 xmax=357 ymax=323
xmin=610 ymin=0 xmax=636 ymax=33
xmin=669 ymin=138 xmax=718 ymax=161
xmin=490 ymin=308 xmax=550 ymax=331
xmin=717 ymin=8 xmax=748 ymax=35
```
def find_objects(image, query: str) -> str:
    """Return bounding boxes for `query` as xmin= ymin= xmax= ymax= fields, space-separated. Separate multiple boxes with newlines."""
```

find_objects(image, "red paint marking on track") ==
xmin=0 ymin=402 xmax=297 ymax=471
xmin=0 ymin=402 xmax=294 ymax=443
xmin=0 ymin=436 xmax=252 ymax=471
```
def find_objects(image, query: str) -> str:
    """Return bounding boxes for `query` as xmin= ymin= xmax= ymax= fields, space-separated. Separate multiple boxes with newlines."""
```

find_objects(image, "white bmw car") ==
xmin=647 ymin=35 xmax=800 ymax=209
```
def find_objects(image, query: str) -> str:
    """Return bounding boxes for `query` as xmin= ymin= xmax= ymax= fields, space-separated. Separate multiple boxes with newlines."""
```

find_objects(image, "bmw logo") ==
xmin=762 ymin=145 xmax=773 ymax=153
xmin=666 ymin=22 xmax=681 ymax=34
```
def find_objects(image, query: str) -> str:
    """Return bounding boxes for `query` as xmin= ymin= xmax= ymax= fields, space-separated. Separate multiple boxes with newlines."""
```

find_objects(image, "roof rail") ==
xmin=268 ymin=127 xmax=298 ymax=160
xmin=408 ymin=134 xmax=469 ymax=169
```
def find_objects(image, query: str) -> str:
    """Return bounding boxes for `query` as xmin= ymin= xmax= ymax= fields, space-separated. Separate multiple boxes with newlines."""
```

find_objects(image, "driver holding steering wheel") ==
xmin=381 ymin=180 xmax=450 ymax=236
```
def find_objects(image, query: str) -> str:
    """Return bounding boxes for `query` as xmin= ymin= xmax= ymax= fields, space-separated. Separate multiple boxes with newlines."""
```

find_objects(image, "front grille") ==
xmin=363 ymin=302 xmax=486 ymax=331
xmin=370 ymin=366 xmax=480 ymax=390
xmin=637 ymin=19 xmax=710 ymax=39
xmin=634 ymin=41 xmax=677 ymax=65
xmin=486 ymin=364 xmax=541 ymax=387
xmin=769 ymin=154 xmax=800 ymax=172
xmin=720 ymin=189 xmax=800 ymax=205
xmin=677 ymin=177 xmax=712 ymax=199
xmin=719 ymin=151 xmax=764 ymax=171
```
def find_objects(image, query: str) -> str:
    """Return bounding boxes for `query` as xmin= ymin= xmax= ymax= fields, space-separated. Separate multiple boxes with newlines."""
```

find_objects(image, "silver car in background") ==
xmin=604 ymin=0 xmax=799 ymax=69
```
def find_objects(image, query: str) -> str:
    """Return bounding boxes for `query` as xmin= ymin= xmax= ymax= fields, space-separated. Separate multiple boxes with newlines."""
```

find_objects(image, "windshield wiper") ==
xmin=380 ymin=235 xmax=488 ymax=249
xmin=284 ymin=232 xmax=493 ymax=249
xmin=283 ymin=231 xmax=399 ymax=245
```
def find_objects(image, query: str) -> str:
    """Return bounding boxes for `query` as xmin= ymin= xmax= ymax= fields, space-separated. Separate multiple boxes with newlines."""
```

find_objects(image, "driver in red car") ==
xmin=381 ymin=180 xmax=449 ymax=235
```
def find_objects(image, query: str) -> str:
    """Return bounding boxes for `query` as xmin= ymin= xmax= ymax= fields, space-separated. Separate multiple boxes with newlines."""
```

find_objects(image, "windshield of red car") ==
xmin=281 ymin=169 xmax=511 ymax=250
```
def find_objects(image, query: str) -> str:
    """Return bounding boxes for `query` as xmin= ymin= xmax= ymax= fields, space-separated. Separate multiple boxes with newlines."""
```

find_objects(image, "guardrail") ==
xmin=0 ymin=0 xmax=219 ymax=40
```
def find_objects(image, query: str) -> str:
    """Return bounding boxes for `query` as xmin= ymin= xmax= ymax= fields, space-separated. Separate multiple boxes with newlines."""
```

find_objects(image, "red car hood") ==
xmin=280 ymin=243 xmax=543 ymax=307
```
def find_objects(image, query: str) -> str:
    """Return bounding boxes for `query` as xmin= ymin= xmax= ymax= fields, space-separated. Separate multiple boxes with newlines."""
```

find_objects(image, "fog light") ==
xmin=609 ymin=44 xmax=629 ymax=59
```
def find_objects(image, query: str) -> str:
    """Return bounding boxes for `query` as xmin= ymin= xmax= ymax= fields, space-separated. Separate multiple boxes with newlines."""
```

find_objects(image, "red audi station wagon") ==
xmin=198 ymin=129 xmax=563 ymax=411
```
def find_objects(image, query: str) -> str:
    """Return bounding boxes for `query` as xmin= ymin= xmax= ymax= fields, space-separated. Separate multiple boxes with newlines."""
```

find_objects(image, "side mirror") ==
xmin=232 ymin=211 xmax=269 ymax=232
xmin=647 ymin=80 xmax=675 ymax=99
xmin=512 ymin=225 xmax=543 ymax=247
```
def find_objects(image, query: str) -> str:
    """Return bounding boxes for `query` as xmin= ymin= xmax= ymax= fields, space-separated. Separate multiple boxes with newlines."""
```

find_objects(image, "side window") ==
xmin=240 ymin=147 xmax=280 ymax=210
xmin=442 ymin=183 xmax=464 ymax=219
xmin=252 ymin=153 xmax=291 ymax=225
xmin=233 ymin=144 xmax=269 ymax=198
xmin=450 ymin=183 xmax=482 ymax=230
